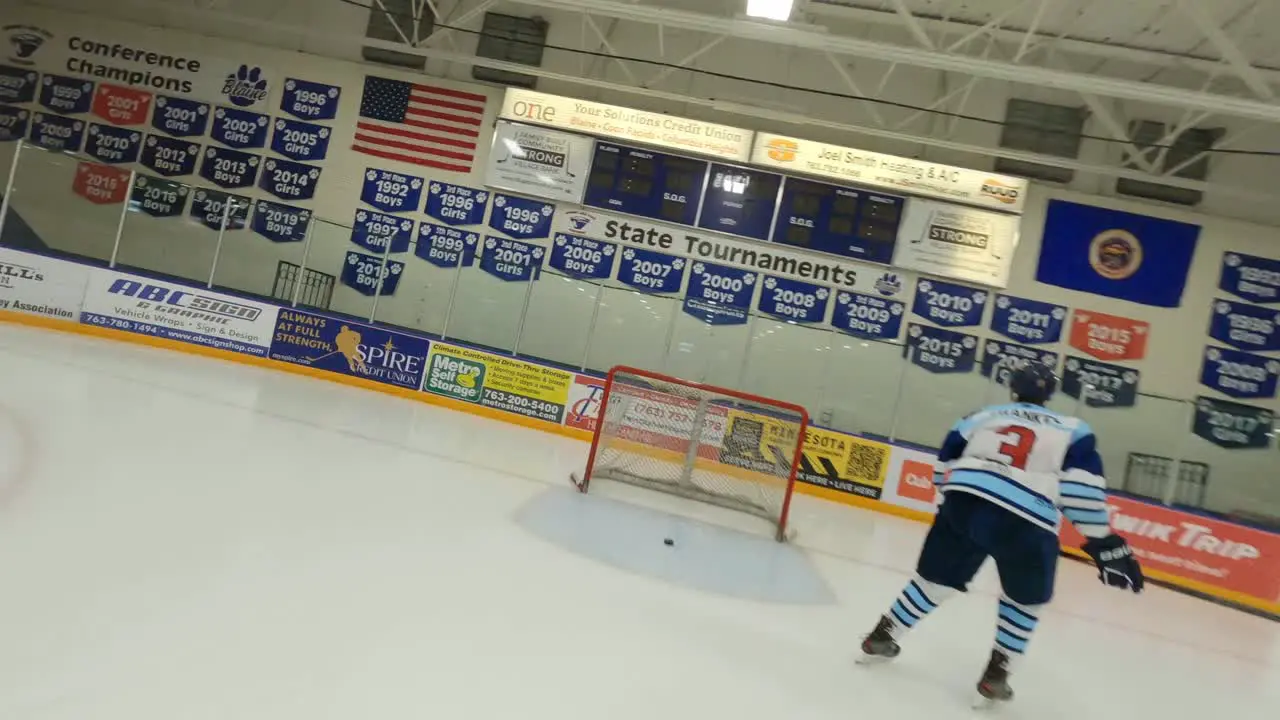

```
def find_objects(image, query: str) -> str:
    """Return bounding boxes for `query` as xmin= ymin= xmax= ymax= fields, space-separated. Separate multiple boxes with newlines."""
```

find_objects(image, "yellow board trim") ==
xmin=2 ymin=308 xmax=1276 ymax=616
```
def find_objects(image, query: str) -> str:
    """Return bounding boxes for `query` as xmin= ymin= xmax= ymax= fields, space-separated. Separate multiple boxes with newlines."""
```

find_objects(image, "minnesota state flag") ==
xmin=1035 ymin=200 xmax=1200 ymax=308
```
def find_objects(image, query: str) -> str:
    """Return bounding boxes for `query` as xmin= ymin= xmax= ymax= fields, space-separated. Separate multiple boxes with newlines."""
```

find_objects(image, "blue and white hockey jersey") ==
xmin=936 ymin=402 xmax=1112 ymax=538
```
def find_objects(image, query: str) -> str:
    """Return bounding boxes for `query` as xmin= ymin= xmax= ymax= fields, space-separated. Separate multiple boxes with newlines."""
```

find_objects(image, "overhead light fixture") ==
xmin=746 ymin=0 xmax=794 ymax=22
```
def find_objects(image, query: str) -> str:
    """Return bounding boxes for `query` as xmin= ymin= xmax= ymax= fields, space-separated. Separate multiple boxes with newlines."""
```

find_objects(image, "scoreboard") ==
xmin=577 ymin=138 xmax=909 ymax=266
xmin=771 ymin=177 xmax=903 ymax=265
xmin=584 ymin=142 xmax=706 ymax=226
xmin=696 ymin=164 xmax=782 ymax=241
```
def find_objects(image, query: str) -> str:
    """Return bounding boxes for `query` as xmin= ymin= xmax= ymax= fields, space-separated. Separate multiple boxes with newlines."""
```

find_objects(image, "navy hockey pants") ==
xmin=916 ymin=491 xmax=1060 ymax=605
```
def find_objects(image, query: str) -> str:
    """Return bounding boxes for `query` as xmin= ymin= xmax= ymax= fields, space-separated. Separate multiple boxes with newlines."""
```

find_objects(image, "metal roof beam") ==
xmin=497 ymin=0 xmax=1280 ymax=122
xmin=1175 ymin=0 xmax=1274 ymax=100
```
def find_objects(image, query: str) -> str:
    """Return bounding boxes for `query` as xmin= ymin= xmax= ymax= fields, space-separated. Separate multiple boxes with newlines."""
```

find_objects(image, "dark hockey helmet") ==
xmin=1009 ymin=361 xmax=1057 ymax=404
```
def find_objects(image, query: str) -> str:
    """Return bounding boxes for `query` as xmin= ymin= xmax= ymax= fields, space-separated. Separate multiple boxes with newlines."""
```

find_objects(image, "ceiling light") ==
xmin=746 ymin=0 xmax=794 ymax=22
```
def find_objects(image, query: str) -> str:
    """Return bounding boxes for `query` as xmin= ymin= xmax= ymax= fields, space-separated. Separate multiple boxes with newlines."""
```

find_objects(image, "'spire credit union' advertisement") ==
xmin=268 ymin=310 xmax=428 ymax=390
xmin=79 ymin=269 xmax=278 ymax=356
xmin=423 ymin=344 xmax=572 ymax=423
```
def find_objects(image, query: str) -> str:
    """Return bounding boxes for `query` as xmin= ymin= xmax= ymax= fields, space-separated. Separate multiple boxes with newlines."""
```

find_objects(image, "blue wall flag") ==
xmin=1035 ymin=200 xmax=1199 ymax=308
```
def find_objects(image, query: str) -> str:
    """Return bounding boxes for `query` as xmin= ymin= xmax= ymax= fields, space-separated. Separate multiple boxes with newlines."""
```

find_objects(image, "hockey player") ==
xmin=858 ymin=361 xmax=1143 ymax=704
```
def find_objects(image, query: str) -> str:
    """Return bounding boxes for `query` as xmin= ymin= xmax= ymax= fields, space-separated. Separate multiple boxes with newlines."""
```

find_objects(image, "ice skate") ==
xmin=972 ymin=649 xmax=1014 ymax=708
xmin=856 ymin=615 xmax=900 ymax=664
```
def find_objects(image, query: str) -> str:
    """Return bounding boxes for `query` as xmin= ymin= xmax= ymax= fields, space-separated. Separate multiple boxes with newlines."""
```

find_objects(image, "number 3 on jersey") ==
xmin=994 ymin=425 xmax=1036 ymax=469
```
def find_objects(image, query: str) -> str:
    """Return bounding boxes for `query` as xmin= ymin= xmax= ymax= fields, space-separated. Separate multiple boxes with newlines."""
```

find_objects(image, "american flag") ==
xmin=352 ymin=75 xmax=487 ymax=173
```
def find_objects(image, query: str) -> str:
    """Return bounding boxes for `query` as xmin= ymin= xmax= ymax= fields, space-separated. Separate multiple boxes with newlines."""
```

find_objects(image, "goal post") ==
xmin=570 ymin=365 xmax=810 ymax=542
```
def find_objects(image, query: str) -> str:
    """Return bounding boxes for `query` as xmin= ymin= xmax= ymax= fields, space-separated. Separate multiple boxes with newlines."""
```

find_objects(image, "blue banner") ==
xmin=426 ymin=181 xmax=488 ymax=226
xmin=252 ymin=200 xmax=311 ymax=243
xmin=911 ymin=278 xmax=987 ymax=327
xmin=415 ymin=223 xmax=478 ymax=269
xmin=618 ymin=248 xmax=685 ymax=294
xmin=759 ymin=276 xmax=828 ymax=324
xmin=1036 ymin=199 xmax=1200 ymax=308
xmin=480 ymin=237 xmax=543 ymax=282
xmin=270 ymin=118 xmax=330 ymax=162
xmin=1219 ymin=251 xmax=1280 ymax=305
xmin=259 ymin=158 xmax=320 ymax=201
xmin=350 ymin=210 xmax=414 ymax=254
xmin=85 ymin=123 xmax=142 ymax=164
xmin=38 ymin=75 xmax=93 ymax=114
xmin=682 ymin=262 xmax=754 ymax=326
xmin=0 ymin=105 xmax=29 ymax=141
xmin=280 ymin=78 xmax=341 ymax=121
xmin=211 ymin=106 xmax=269 ymax=149
xmin=151 ymin=95 xmax=210 ymax=137
xmin=990 ymin=294 xmax=1066 ymax=345
xmin=199 ymin=146 xmax=260 ymax=189
xmin=489 ymin=194 xmax=554 ymax=240
xmin=269 ymin=309 xmax=428 ymax=390
xmin=129 ymin=175 xmax=189 ymax=218
xmin=1192 ymin=396 xmax=1273 ymax=450
xmin=833 ymin=291 xmax=904 ymax=340
xmin=141 ymin=136 xmax=201 ymax=177
xmin=1208 ymin=299 xmax=1280 ymax=352
xmin=981 ymin=340 xmax=1059 ymax=384
xmin=29 ymin=112 xmax=84 ymax=152
xmin=905 ymin=323 xmax=977 ymax=373
xmin=549 ymin=233 xmax=614 ymax=280
xmin=0 ymin=66 xmax=37 ymax=104
xmin=341 ymin=251 xmax=404 ymax=296
xmin=361 ymin=168 xmax=423 ymax=213
xmin=189 ymin=189 xmax=250 ymax=231
xmin=1199 ymin=346 xmax=1279 ymax=400
xmin=1061 ymin=356 xmax=1139 ymax=408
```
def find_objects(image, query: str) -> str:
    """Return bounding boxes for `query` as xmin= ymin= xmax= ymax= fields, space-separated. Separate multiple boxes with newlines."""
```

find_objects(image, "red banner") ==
xmin=73 ymin=162 xmax=131 ymax=205
xmin=92 ymin=84 xmax=153 ymax=126
xmin=1061 ymin=495 xmax=1280 ymax=603
xmin=1068 ymin=309 xmax=1150 ymax=361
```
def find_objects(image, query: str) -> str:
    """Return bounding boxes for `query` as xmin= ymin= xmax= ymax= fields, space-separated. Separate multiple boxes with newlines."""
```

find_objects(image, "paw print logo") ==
xmin=223 ymin=65 xmax=269 ymax=108
xmin=693 ymin=263 xmax=705 ymax=274
xmin=533 ymin=247 xmax=544 ymax=260
xmin=986 ymin=341 xmax=1001 ymax=355
xmin=264 ymin=159 xmax=277 ymax=172
xmin=996 ymin=296 xmax=1010 ymax=309
xmin=743 ymin=274 xmax=755 ymax=286
xmin=1225 ymin=254 xmax=1241 ymax=267
xmin=1267 ymin=360 xmax=1280 ymax=374
xmin=1066 ymin=358 xmax=1080 ymax=372
xmin=815 ymin=288 xmax=829 ymax=300
xmin=671 ymin=259 xmax=685 ymax=270
xmin=308 ymin=168 xmax=319 ymax=180
xmin=476 ymin=192 xmax=488 ymax=203
xmin=257 ymin=116 xmax=268 ymax=127
xmin=400 ymin=219 xmax=413 ymax=231
xmin=275 ymin=120 xmax=286 ymax=131
xmin=1051 ymin=307 xmax=1066 ymax=320
xmin=485 ymin=238 xmax=497 ymax=250
xmin=623 ymin=249 xmax=635 ymax=261
xmin=248 ymin=157 xmax=259 ymax=167
xmin=495 ymin=196 xmax=506 ymax=208
xmin=764 ymin=278 xmax=777 ymax=290
xmin=129 ymin=132 xmax=139 ymax=143
xmin=918 ymin=280 xmax=932 ymax=294
xmin=602 ymin=245 xmax=614 ymax=256
xmin=837 ymin=293 xmax=850 ymax=304
xmin=1040 ymin=353 xmax=1055 ymax=365
xmin=410 ymin=178 xmax=422 ymax=190
xmin=285 ymin=80 xmax=296 ymax=92
xmin=962 ymin=336 xmax=976 ymax=349
xmin=541 ymin=205 xmax=553 ymax=216
xmin=908 ymin=325 xmax=922 ymax=338
xmin=1212 ymin=301 xmax=1231 ymax=315
xmin=135 ymin=176 xmax=148 ymax=189
xmin=177 ymin=186 xmax=189 ymax=197
xmin=890 ymin=303 xmax=903 ymax=315
xmin=1121 ymin=371 xmax=1137 ymax=384
xmin=464 ymin=233 xmax=478 ymax=245
xmin=1206 ymin=348 xmax=1221 ymax=362
xmin=973 ymin=291 xmax=987 ymax=304
xmin=1197 ymin=399 xmax=1212 ymax=412
xmin=555 ymin=236 xmax=567 ymax=247
xmin=195 ymin=190 xmax=207 ymax=202
xmin=365 ymin=170 xmax=377 ymax=182
xmin=391 ymin=263 xmax=402 ymax=276
xmin=430 ymin=182 xmax=442 ymax=194
xmin=299 ymin=211 xmax=310 ymax=222
xmin=72 ymin=121 xmax=83 ymax=131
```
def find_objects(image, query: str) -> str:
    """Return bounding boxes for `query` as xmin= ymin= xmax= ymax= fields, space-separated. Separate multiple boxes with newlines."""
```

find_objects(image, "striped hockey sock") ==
xmin=994 ymin=596 xmax=1043 ymax=669
xmin=885 ymin=576 xmax=957 ymax=639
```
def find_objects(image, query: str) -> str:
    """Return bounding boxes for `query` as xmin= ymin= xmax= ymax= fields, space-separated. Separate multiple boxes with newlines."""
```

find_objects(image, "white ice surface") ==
xmin=0 ymin=323 xmax=1275 ymax=720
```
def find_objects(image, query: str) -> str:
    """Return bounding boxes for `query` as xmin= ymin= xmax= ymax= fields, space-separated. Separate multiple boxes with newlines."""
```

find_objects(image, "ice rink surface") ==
xmin=0 ymin=322 xmax=1276 ymax=720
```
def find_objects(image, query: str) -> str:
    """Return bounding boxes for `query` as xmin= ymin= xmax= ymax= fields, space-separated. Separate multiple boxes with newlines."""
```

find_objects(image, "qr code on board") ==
xmin=845 ymin=443 xmax=886 ymax=484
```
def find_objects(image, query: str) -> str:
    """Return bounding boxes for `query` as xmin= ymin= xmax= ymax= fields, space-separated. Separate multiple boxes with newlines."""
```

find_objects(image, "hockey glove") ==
xmin=1081 ymin=534 xmax=1144 ymax=593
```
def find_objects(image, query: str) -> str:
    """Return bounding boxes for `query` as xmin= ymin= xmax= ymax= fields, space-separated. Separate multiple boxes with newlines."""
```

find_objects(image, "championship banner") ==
xmin=549 ymin=234 xmax=615 ymax=280
xmin=905 ymin=323 xmax=978 ymax=374
xmin=39 ymin=75 xmax=93 ymax=114
xmin=1061 ymin=356 xmax=1139 ymax=407
xmin=682 ymin=262 xmax=754 ymax=326
xmin=479 ymin=237 xmax=543 ymax=283
xmin=129 ymin=175 xmax=189 ymax=217
xmin=796 ymin=427 xmax=889 ymax=499
xmin=0 ymin=65 xmax=37 ymax=104
xmin=759 ymin=277 xmax=828 ymax=324
xmin=1199 ymin=346 xmax=1279 ymax=400
xmin=488 ymin=194 xmax=554 ymax=240
xmin=362 ymin=168 xmax=423 ymax=213
xmin=268 ymin=310 xmax=428 ymax=390
xmin=141 ymin=136 xmax=201 ymax=177
xmin=423 ymin=344 xmax=573 ymax=424
xmin=85 ymin=123 xmax=143 ymax=164
xmin=486 ymin=120 xmax=593 ymax=203
xmin=72 ymin=162 xmax=130 ymax=205
xmin=1192 ymin=396 xmax=1273 ymax=450
xmin=981 ymin=340 xmax=1059 ymax=383
xmin=1069 ymin=309 xmax=1149 ymax=361
xmin=91 ymin=83 xmax=151 ymax=126
xmin=1208 ymin=299 xmax=1280 ymax=352
xmin=0 ymin=105 xmax=30 ymax=141
xmin=270 ymin=119 xmax=331 ymax=162
xmin=1219 ymin=251 xmax=1280 ymax=305
xmin=151 ymin=95 xmax=210 ymax=137
xmin=911 ymin=278 xmax=987 ymax=327
xmin=990 ymin=294 xmax=1066 ymax=345
xmin=0 ymin=247 xmax=90 ymax=322
xmin=832 ymin=291 xmax=904 ymax=341
xmin=415 ymin=224 xmax=478 ymax=269
xmin=80 ymin=270 xmax=278 ymax=356
xmin=426 ymin=182 xmax=487 ymax=226
xmin=618 ymin=248 xmax=686 ymax=294
xmin=251 ymin=201 xmax=311 ymax=243
xmin=29 ymin=112 xmax=84 ymax=152
xmin=280 ymin=78 xmax=341 ymax=121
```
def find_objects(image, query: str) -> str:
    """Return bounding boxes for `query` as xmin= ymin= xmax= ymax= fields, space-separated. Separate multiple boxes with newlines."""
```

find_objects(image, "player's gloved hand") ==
xmin=1081 ymin=534 xmax=1144 ymax=593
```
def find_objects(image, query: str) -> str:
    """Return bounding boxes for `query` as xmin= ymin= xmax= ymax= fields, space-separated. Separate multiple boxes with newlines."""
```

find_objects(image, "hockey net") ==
xmin=571 ymin=366 xmax=809 ymax=541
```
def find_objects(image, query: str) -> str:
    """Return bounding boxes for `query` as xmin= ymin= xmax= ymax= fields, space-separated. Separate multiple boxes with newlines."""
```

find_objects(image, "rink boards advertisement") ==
xmin=2 ymin=249 xmax=1280 ymax=613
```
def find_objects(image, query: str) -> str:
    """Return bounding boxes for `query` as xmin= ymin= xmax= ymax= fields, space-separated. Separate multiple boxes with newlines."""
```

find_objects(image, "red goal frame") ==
xmin=572 ymin=365 xmax=810 ymax=542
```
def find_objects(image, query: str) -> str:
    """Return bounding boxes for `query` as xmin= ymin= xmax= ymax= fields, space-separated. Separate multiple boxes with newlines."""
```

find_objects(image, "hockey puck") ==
xmin=663 ymin=538 xmax=674 ymax=546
